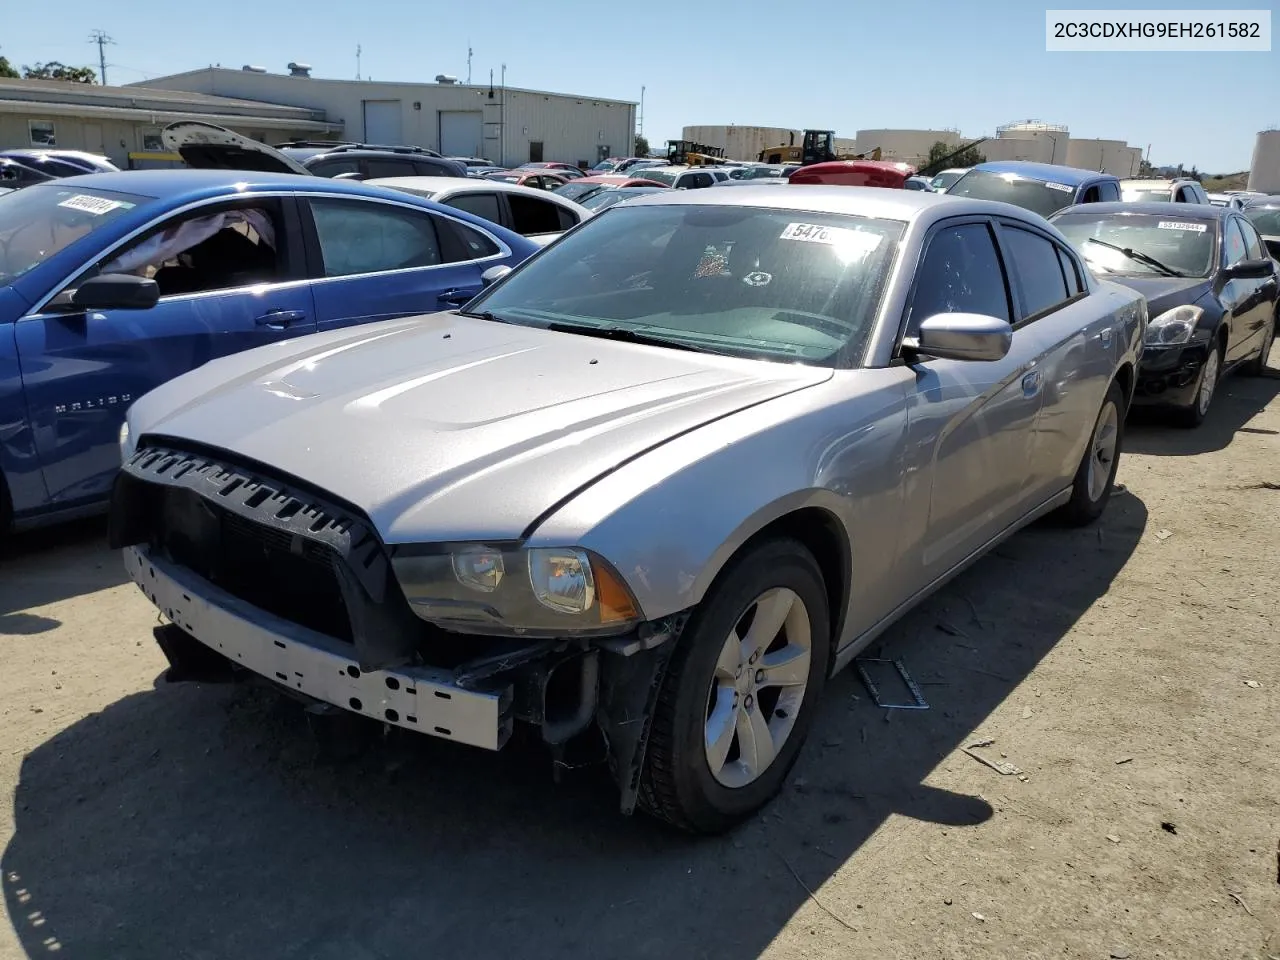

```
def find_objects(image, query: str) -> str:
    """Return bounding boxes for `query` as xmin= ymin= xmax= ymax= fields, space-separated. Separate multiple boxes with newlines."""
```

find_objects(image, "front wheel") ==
xmin=1242 ymin=316 xmax=1275 ymax=377
xmin=1176 ymin=342 xmax=1222 ymax=427
xmin=638 ymin=539 xmax=830 ymax=833
xmin=1058 ymin=379 xmax=1125 ymax=527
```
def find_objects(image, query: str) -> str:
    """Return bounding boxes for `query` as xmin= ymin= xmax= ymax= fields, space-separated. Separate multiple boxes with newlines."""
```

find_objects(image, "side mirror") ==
xmin=903 ymin=313 xmax=1013 ymax=362
xmin=71 ymin=273 xmax=160 ymax=311
xmin=480 ymin=264 xmax=511 ymax=287
xmin=1223 ymin=257 xmax=1275 ymax=280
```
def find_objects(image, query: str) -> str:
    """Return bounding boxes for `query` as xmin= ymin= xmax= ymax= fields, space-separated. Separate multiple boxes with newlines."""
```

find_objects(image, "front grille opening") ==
xmin=159 ymin=488 xmax=353 ymax=642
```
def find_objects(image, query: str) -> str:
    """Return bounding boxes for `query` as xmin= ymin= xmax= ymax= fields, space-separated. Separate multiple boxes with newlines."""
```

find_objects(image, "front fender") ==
xmin=528 ymin=369 xmax=913 ymax=647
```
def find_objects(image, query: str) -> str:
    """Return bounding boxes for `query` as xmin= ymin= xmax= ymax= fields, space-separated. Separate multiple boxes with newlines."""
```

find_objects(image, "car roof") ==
xmin=618 ymin=183 xmax=1041 ymax=222
xmin=973 ymin=161 xmax=1117 ymax=185
xmin=366 ymin=175 xmax=587 ymax=206
xmin=1052 ymin=200 xmax=1229 ymax=220
xmin=29 ymin=168 xmax=421 ymax=199
xmin=1119 ymin=178 xmax=1195 ymax=188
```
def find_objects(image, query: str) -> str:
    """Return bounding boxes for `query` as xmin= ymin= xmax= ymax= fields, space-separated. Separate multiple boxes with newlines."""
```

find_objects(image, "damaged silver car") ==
xmin=110 ymin=187 xmax=1145 ymax=832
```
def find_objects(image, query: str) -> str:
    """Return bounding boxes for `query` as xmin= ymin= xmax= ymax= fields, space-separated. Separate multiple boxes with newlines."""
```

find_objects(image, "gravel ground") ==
xmin=1 ymin=369 xmax=1277 ymax=960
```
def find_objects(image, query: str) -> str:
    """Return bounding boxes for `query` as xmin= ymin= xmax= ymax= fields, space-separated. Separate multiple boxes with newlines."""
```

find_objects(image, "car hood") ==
xmin=128 ymin=313 xmax=833 ymax=543
xmin=1104 ymin=275 xmax=1211 ymax=317
xmin=162 ymin=121 xmax=312 ymax=176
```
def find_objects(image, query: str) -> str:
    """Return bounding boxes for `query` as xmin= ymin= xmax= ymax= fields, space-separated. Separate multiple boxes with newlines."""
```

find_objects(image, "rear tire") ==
xmin=1059 ymin=379 xmax=1125 ymax=527
xmin=638 ymin=539 xmax=830 ymax=834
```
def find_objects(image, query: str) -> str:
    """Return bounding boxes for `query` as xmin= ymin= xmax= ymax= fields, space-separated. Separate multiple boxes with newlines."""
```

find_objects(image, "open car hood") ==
xmin=161 ymin=121 xmax=312 ymax=176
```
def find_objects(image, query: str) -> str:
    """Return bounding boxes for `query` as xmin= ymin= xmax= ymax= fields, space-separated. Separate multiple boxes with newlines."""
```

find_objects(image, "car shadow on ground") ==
xmin=0 ymin=517 xmax=124 ymax=635
xmin=1 ymin=494 xmax=1148 ymax=960
xmin=1126 ymin=369 xmax=1280 ymax=457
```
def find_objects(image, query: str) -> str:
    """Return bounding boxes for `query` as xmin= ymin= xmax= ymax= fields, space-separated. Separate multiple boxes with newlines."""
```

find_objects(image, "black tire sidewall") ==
xmin=662 ymin=540 xmax=830 ymax=829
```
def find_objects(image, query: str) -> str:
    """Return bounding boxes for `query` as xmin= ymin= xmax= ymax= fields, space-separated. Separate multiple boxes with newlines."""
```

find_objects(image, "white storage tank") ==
xmin=1248 ymin=129 xmax=1280 ymax=194
xmin=681 ymin=125 xmax=799 ymax=162
xmin=997 ymin=120 xmax=1069 ymax=165
xmin=1065 ymin=138 xmax=1138 ymax=176
xmin=855 ymin=129 xmax=962 ymax=165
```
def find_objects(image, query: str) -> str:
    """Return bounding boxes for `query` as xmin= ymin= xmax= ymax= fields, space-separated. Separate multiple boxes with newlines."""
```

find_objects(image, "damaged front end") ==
xmin=109 ymin=442 xmax=687 ymax=813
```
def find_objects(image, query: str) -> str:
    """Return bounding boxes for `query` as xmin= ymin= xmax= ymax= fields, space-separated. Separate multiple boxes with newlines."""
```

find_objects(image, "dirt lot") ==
xmin=1 ymin=373 xmax=1277 ymax=960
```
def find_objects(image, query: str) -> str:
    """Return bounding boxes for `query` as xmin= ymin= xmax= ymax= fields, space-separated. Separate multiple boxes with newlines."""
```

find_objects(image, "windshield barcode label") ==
xmin=1045 ymin=182 xmax=1074 ymax=192
xmin=58 ymin=194 xmax=128 ymax=215
xmin=1157 ymin=220 xmax=1207 ymax=232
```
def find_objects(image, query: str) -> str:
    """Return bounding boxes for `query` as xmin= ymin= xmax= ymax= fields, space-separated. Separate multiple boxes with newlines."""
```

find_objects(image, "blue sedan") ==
xmin=0 ymin=170 xmax=539 ymax=532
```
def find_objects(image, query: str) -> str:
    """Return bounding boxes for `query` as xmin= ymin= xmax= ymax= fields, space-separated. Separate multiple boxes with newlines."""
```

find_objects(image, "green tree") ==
xmin=925 ymin=139 xmax=985 ymax=171
xmin=634 ymin=134 xmax=650 ymax=157
xmin=0 ymin=56 xmax=19 ymax=79
xmin=22 ymin=61 xmax=97 ymax=84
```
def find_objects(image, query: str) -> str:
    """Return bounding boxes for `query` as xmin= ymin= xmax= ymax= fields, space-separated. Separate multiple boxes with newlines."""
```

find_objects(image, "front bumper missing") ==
xmin=126 ymin=545 xmax=513 ymax=750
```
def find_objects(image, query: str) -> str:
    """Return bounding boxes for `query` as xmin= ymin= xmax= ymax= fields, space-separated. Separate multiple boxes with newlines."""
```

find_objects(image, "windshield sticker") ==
xmin=780 ymin=222 xmax=883 ymax=251
xmin=58 ymin=194 xmax=131 ymax=215
xmin=1157 ymin=220 xmax=1207 ymax=233
xmin=1044 ymin=182 xmax=1073 ymax=193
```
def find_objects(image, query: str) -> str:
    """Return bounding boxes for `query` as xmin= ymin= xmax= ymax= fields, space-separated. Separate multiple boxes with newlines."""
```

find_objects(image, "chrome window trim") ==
xmin=22 ymin=189 xmax=514 ymax=318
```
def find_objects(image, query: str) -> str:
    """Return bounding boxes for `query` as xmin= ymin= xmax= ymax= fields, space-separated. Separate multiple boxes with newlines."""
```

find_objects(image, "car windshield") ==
xmin=554 ymin=181 xmax=607 ymax=201
xmin=1242 ymin=205 xmax=1280 ymax=236
xmin=929 ymin=171 xmax=964 ymax=190
xmin=1053 ymin=212 xmax=1216 ymax=278
xmin=634 ymin=169 xmax=677 ymax=187
xmin=1121 ymin=185 xmax=1175 ymax=202
xmin=579 ymin=187 xmax=665 ymax=211
xmin=464 ymin=203 xmax=904 ymax=366
xmin=0 ymin=183 xmax=148 ymax=283
xmin=948 ymin=170 xmax=1077 ymax=217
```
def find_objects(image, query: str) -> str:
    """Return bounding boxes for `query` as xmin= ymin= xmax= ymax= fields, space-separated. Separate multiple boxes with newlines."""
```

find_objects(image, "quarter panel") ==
xmin=529 ymin=369 xmax=913 ymax=646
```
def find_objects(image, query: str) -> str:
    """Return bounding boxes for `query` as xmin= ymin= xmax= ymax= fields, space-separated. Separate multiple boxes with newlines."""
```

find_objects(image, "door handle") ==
xmin=437 ymin=289 xmax=475 ymax=307
xmin=1021 ymin=370 xmax=1042 ymax=396
xmin=254 ymin=309 xmax=306 ymax=328
xmin=1100 ymin=327 xmax=1113 ymax=346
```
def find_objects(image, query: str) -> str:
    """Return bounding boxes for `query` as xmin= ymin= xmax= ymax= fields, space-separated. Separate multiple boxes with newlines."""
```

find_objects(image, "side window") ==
xmin=691 ymin=173 xmax=714 ymax=189
xmin=415 ymin=159 xmax=454 ymax=177
xmin=1097 ymin=180 xmax=1120 ymax=202
xmin=1176 ymin=186 xmax=1194 ymax=203
xmin=507 ymin=195 xmax=566 ymax=235
xmin=906 ymin=222 xmax=1011 ymax=337
xmin=1056 ymin=245 xmax=1085 ymax=295
xmin=1223 ymin=219 xmax=1248 ymax=267
xmin=1236 ymin=218 xmax=1265 ymax=261
xmin=366 ymin=158 xmax=417 ymax=179
xmin=96 ymin=201 xmax=285 ymax=298
xmin=555 ymin=206 xmax=579 ymax=231
xmin=1002 ymin=226 xmax=1071 ymax=320
xmin=308 ymin=199 xmax=441 ymax=277
xmin=1080 ymin=185 xmax=1101 ymax=204
xmin=444 ymin=192 xmax=503 ymax=225
xmin=434 ymin=215 xmax=502 ymax=263
xmin=308 ymin=157 xmax=359 ymax=177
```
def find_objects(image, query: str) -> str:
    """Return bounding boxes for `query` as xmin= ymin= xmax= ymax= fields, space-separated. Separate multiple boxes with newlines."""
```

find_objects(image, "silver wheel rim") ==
xmin=1086 ymin=399 xmax=1119 ymax=502
xmin=1197 ymin=349 xmax=1220 ymax=416
xmin=704 ymin=587 xmax=812 ymax=789
xmin=1262 ymin=325 xmax=1275 ymax=368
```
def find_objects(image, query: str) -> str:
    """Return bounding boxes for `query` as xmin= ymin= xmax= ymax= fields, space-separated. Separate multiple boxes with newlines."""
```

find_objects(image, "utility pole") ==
xmin=356 ymin=44 xmax=362 ymax=80
xmin=88 ymin=30 xmax=114 ymax=85
xmin=466 ymin=42 xmax=472 ymax=84
xmin=639 ymin=85 xmax=645 ymax=136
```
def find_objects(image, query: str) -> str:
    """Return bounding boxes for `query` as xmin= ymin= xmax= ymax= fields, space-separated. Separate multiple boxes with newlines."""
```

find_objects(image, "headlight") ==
xmin=1144 ymin=304 xmax=1204 ymax=346
xmin=118 ymin=419 xmax=136 ymax=461
xmin=392 ymin=544 xmax=640 ymax=636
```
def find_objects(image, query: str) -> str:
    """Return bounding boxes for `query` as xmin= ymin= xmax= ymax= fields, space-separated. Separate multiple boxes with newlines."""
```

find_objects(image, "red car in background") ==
xmin=789 ymin=160 xmax=916 ymax=188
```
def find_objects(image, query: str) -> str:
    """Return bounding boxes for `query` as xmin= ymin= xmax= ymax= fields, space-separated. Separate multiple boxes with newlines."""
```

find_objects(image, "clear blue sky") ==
xmin=4 ymin=0 xmax=1276 ymax=172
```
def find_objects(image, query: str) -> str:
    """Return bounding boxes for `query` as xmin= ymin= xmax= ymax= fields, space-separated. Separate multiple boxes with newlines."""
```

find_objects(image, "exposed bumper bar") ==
xmin=125 ymin=545 xmax=513 ymax=750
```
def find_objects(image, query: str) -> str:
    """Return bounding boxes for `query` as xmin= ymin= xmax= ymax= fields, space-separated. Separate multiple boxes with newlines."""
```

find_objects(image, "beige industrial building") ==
xmin=681 ymin=125 xmax=799 ymax=162
xmin=0 ymin=76 xmax=337 ymax=168
xmin=852 ymin=129 xmax=964 ymax=165
xmin=1248 ymin=129 xmax=1280 ymax=194
xmin=133 ymin=66 xmax=636 ymax=168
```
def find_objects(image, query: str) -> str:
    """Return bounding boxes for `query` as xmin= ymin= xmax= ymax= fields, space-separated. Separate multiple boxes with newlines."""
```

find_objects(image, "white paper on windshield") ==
xmin=58 ymin=194 xmax=130 ymax=215
xmin=779 ymin=222 xmax=883 ymax=255
xmin=1157 ymin=220 xmax=1207 ymax=233
xmin=1044 ymin=182 xmax=1073 ymax=193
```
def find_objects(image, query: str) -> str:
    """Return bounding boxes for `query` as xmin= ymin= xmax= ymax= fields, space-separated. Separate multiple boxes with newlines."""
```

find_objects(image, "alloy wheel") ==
xmin=1087 ymin=398 xmax=1120 ymax=503
xmin=1197 ymin=348 xmax=1221 ymax=417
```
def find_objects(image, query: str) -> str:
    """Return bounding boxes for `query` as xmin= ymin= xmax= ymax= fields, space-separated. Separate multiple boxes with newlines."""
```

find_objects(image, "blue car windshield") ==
xmin=948 ymin=170 xmax=1077 ymax=217
xmin=0 ymin=184 xmax=148 ymax=282
xmin=466 ymin=203 xmax=905 ymax=367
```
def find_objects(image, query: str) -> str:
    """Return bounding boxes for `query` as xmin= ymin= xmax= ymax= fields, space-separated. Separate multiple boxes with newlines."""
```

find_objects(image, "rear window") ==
xmin=1242 ymin=206 xmax=1280 ymax=237
xmin=948 ymin=170 xmax=1077 ymax=217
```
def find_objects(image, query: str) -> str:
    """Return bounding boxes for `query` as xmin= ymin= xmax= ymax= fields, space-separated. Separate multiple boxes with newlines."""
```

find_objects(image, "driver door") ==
xmin=16 ymin=195 xmax=315 ymax=506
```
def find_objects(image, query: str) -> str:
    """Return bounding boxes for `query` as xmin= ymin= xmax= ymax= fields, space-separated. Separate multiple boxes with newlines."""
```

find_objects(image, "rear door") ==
xmin=1220 ymin=217 xmax=1266 ymax=363
xmin=300 ymin=194 xmax=508 ymax=328
xmin=900 ymin=217 xmax=1046 ymax=582
xmin=994 ymin=219 xmax=1112 ymax=505
xmin=17 ymin=194 xmax=315 ymax=506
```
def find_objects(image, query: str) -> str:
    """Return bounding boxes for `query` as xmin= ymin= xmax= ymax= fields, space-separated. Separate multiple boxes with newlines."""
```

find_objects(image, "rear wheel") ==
xmin=638 ymin=539 xmax=830 ymax=834
xmin=1059 ymin=379 xmax=1125 ymax=527
xmin=1242 ymin=314 xmax=1275 ymax=377
xmin=1176 ymin=342 xmax=1222 ymax=427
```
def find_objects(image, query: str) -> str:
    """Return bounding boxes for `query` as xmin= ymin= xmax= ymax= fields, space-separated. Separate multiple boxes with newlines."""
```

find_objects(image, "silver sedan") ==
xmin=112 ymin=187 xmax=1146 ymax=832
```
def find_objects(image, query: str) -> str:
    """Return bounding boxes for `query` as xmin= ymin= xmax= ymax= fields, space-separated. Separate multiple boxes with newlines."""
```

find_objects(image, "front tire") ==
xmin=1059 ymin=379 xmax=1125 ymax=527
xmin=1176 ymin=341 xmax=1222 ymax=427
xmin=1242 ymin=314 xmax=1275 ymax=377
xmin=638 ymin=539 xmax=830 ymax=834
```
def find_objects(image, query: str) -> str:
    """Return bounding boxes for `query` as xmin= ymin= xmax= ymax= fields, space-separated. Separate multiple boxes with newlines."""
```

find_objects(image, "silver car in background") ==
xmin=110 ymin=188 xmax=1145 ymax=833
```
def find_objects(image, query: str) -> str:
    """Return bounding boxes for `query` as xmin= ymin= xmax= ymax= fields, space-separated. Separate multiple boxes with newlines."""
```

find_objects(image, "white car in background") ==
xmin=928 ymin=167 xmax=970 ymax=192
xmin=367 ymin=176 xmax=590 ymax=247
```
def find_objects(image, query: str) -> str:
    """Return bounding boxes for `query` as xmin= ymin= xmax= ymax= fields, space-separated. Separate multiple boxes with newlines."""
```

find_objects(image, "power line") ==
xmin=87 ymin=30 xmax=115 ymax=85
